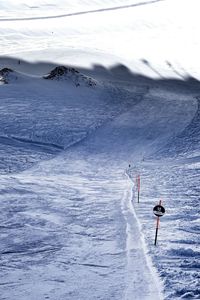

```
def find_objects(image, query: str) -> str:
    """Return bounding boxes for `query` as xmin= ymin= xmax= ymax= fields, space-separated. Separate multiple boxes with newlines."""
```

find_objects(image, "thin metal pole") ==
xmin=154 ymin=216 xmax=160 ymax=246
xmin=137 ymin=175 xmax=140 ymax=203
xmin=154 ymin=200 xmax=162 ymax=246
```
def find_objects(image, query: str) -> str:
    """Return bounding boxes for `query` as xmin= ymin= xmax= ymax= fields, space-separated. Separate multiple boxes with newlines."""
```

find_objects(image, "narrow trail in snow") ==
xmin=0 ymin=0 xmax=165 ymax=22
xmin=121 ymin=179 xmax=163 ymax=299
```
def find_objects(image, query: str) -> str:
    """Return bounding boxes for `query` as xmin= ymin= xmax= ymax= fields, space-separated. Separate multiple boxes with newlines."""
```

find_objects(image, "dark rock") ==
xmin=0 ymin=68 xmax=14 ymax=84
xmin=43 ymin=66 xmax=97 ymax=87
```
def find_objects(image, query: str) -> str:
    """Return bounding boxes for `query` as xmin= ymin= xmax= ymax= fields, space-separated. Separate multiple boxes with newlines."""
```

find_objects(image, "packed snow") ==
xmin=0 ymin=0 xmax=200 ymax=299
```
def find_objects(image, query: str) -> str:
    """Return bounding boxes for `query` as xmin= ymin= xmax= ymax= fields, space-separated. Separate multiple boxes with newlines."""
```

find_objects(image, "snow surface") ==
xmin=1 ymin=0 xmax=200 ymax=79
xmin=0 ymin=0 xmax=200 ymax=299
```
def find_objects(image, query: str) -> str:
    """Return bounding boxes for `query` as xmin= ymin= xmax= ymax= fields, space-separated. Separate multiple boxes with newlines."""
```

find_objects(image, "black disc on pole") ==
xmin=153 ymin=205 xmax=165 ymax=217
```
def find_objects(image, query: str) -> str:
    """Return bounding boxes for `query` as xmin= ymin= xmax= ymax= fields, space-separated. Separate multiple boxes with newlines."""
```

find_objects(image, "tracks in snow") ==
xmin=121 ymin=174 xmax=163 ymax=300
xmin=0 ymin=1 xmax=165 ymax=22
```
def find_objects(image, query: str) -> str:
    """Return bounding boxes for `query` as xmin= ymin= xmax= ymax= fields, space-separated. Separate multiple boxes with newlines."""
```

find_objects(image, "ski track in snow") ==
xmin=121 ymin=178 xmax=163 ymax=299
xmin=0 ymin=0 xmax=165 ymax=22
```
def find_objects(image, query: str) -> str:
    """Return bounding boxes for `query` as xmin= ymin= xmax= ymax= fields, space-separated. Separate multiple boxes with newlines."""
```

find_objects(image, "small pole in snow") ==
xmin=153 ymin=200 xmax=165 ymax=246
xmin=154 ymin=214 xmax=160 ymax=246
xmin=137 ymin=174 xmax=140 ymax=203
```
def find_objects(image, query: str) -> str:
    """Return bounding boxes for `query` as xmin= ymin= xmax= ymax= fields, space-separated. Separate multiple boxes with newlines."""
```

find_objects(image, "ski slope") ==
xmin=0 ymin=69 xmax=199 ymax=299
xmin=0 ymin=0 xmax=200 ymax=299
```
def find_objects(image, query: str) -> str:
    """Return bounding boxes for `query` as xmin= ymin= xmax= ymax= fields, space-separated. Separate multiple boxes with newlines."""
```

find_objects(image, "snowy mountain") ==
xmin=0 ymin=1 xmax=199 ymax=300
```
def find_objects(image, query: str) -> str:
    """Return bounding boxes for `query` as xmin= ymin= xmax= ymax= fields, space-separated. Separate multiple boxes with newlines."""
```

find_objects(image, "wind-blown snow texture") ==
xmin=0 ymin=67 xmax=199 ymax=299
xmin=0 ymin=0 xmax=200 ymax=299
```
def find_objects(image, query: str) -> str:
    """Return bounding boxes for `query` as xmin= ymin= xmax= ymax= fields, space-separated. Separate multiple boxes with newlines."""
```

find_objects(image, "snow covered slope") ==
xmin=0 ymin=66 xmax=199 ymax=299
xmin=0 ymin=0 xmax=200 ymax=299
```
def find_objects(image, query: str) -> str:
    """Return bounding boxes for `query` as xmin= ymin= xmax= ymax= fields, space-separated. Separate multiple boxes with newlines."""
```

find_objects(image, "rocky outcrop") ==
xmin=0 ymin=68 xmax=14 ymax=84
xmin=43 ymin=66 xmax=97 ymax=87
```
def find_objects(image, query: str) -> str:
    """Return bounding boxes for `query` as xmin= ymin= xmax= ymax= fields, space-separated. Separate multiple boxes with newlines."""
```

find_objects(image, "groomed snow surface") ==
xmin=0 ymin=0 xmax=200 ymax=299
xmin=0 ymin=65 xmax=199 ymax=299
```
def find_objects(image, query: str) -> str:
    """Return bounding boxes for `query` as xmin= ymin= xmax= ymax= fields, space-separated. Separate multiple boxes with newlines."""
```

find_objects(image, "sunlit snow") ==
xmin=0 ymin=1 xmax=199 ymax=300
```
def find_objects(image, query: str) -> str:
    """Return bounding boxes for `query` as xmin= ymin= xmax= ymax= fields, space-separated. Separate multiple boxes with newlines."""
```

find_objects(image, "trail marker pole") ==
xmin=153 ymin=200 xmax=165 ymax=246
xmin=137 ymin=175 xmax=140 ymax=203
xmin=154 ymin=214 xmax=160 ymax=246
